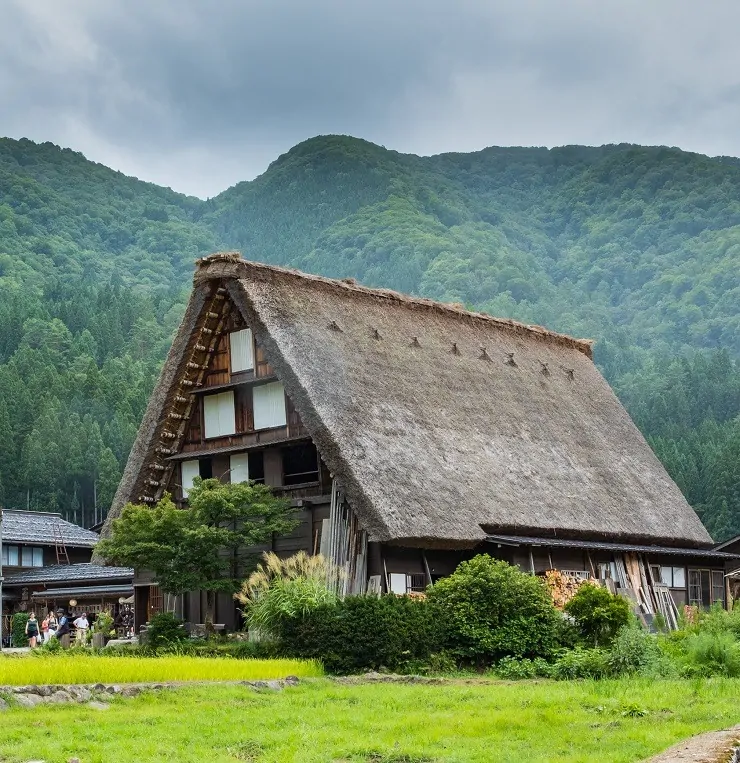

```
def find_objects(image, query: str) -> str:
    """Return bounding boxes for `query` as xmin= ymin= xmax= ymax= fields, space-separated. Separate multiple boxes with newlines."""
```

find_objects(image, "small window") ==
xmin=21 ymin=547 xmax=33 ymax=567
xmin=248 ymin=452 xmax=265 ymax=484
xmin=388 ymin=573 xmax=407 ymax=594
xmin=712 ymin=571 xmax=725 ymax=606
xmin=229 ymin=329 xmax=254 ymax=373
xmin=6 ymin=545 xmax=19 ymax=566
xmin=672 ymin=567 xmax=686 ymax=588
xmin=181 ymin=460 xmax=200 ymax=497
xmin=230 ymin=453 xmax=250 ymax=484
xmin=204 ymin=391 xmax=236 ymax=438
xmin=32 ymin=547 xmax=43 ymax=567
xmin=689 ymin=570 xmax=701 ymax=606
xmin=253 ymin=382 xmax=287 ymax=430
xmin=282 ymin=443 xmax=319 ymax=486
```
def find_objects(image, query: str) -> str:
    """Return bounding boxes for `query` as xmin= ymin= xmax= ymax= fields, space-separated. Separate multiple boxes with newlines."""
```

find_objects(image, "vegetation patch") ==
xmin=0 ymin=655 xmax=322 ymax=685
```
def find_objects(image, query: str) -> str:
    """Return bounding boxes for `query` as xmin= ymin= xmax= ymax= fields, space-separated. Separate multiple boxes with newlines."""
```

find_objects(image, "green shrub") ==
xmin=426 ymin=555 xmax=562 ymax=665
xmin=11 ymin=612 xmax=29 ymax=647
xmin=564 ymin=584 xmax=631 ymax=646
xmin=551 ymin=647 xmax=611 ymax=680
xmin=495 ymin=656 xmax=554 ymax=680
xmin=144 ymin=613 xmax=188 ymax=650
xmin=682 ymin=631 xmax=740 ymax=677
xmin=278 ymin=594 xmax=442 ymax=674
xmin=607 ymin=621 xmax=664 ymax=676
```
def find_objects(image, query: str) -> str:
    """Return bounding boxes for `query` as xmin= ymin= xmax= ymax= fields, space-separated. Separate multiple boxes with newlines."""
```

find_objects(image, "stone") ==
xmin=120 ymin=686 xmax=141 ymax=698
xmin=12 ymin=685 xmax=30 ymax=693
xmin=68 ymin=758 xmax=81 ymax=763
xmin=49 ymin=691 xmax=73 ymax=704
xmin=36 ymin=686 xmax=53 ymax=697
xmin=265 ymin=680 xmax=283 ymax=691
xmin=86 ymin=701 xmax=111 ymax=711
xmin=92 ymin=683 xmax=105 ymax=692
xmin=251 ymin=681 xmax=268 ymax=689
xmin=14 ymin=694 xmax=44 ymax=708
xmin=69 ymin=687 xmax=92 ymax=703
xmin=0 ymin=697 xmax=8 ymax=711
xmin=284 ymin=675 xmax=300 ymax=686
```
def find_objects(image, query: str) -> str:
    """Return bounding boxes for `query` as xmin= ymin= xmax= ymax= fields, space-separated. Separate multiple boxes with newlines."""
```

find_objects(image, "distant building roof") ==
xmin=1 ymin=510 xmax=99 ymax=548
xmin=3 ymin=563 xmax=133 ymax=587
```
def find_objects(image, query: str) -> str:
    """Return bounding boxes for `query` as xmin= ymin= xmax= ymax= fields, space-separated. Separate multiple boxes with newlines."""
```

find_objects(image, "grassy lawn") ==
xmin=2 ymin=678 xmax=740 ymax=762
xmin=0 ymin=654 xmax=322 ymax=684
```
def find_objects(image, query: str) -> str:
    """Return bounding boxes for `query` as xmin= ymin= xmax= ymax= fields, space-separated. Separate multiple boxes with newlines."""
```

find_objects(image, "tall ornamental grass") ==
xmin=0 ymin=655 xmax=322 ymax=685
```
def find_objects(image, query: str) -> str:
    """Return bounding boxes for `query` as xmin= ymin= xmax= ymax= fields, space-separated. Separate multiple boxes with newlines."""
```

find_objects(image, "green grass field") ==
xmin=1 ymin=677 xmax=740 ymax=762
xmin=0 ymin=654 xmax=322 ymax=684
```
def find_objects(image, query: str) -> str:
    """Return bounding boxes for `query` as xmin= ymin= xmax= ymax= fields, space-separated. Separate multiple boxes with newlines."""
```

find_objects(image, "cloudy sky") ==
xmin=2 ymin=0 xmax=739 ymax=198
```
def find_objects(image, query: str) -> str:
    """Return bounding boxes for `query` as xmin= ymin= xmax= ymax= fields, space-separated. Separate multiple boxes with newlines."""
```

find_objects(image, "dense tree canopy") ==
xmin=0 ymin=134 xmax=738 ymax=537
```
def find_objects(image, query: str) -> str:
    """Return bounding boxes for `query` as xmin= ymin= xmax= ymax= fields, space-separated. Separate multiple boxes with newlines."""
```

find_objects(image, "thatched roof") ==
xmin=101 ymin=251 xmax=712 ymax=549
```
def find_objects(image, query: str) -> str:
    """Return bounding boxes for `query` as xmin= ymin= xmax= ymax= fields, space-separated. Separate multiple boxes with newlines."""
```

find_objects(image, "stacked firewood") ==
xmin=544 ymin=570 xmax=589 ymax=609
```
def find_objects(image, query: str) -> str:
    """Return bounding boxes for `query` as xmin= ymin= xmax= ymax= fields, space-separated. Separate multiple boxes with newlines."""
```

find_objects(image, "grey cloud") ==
xmin=2 ymin=0 xmax=740 ymax=197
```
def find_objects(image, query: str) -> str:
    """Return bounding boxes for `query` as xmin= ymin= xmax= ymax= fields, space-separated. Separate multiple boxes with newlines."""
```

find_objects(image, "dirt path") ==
xmin=646 ymin=725 xmax=740 ymax=762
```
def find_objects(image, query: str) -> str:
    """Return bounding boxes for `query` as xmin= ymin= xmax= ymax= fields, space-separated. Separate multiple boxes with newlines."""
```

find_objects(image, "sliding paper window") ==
xmin=253 ymin=382 xmax=287 ymax=430
xmin=230 ymin=329 xmax=253 ymax=373
xmin=204 ymin=391 xmax=236 ymax=438
xmin=229 ymin=453 xmax=250 ymax=483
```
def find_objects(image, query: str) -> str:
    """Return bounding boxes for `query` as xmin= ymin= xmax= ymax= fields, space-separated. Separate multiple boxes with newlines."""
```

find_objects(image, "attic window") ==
xmin=229 ymin=329 xmax=254 ymax=373
xmin=204 ymin=391 xmax=236 ymax=438
xmin=253 ymin=382 xmax=287 ymax=430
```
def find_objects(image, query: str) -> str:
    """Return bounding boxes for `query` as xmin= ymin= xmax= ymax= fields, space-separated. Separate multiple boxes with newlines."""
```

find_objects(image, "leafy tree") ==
xmin=97 ymin=478 xmax=297 ymax=626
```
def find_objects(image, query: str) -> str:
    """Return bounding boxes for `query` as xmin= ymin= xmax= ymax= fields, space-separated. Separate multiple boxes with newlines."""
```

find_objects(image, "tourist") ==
xmin=25 ymin=612 xmax=39 ymax=648
xmin=73 ymin=612 xmax=89 ymax=645
xmin=45 ymin=611 xmax=58 ymax=642
xmin=55 ymin=610 xmax=70 ymax=647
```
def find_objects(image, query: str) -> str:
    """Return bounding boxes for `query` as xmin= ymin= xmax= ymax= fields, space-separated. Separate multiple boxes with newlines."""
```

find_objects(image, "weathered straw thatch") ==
xmin=99 ymin=251 xmax=712 ymax=551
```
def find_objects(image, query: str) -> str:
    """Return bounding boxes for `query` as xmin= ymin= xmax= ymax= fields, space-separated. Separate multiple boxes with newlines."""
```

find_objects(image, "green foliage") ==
xmin=564 ymin=583 xmax=632 ymax=646
xmin=144 ymin=613 xmax=188 ymax=650
xmin=551 ymin=647 xmax=611 ymax=680
xmin=94 ymin=611 xmax=115 ymax=636
xmin=236 ymin=551 xmax=339 ymax=637
xmin=426 ymin=555 xmax=562 ymax=664
xmin=11 ymin=612 xmax=29 ymax=646
xmin=681 ymin=632 xmax=740 ymax=677
xmin=494 ymin=656 xmax=554 ymax=680
xmin=0 ymin=135 xmax=739 ymax=538
xmin=607 ymin=621 xmax=670 ymax=677
xmin=98 ymin=480 xmax=297 ymax=622
xmin=277 ymin=595 xmax=443 ymax=674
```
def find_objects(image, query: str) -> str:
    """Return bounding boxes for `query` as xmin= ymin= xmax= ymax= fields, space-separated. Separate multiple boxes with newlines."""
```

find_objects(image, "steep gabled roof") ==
xmin=1 ymin=510 xmax=99 ymax=548
xmin=102 ymin=252 xmax=712 ymax=549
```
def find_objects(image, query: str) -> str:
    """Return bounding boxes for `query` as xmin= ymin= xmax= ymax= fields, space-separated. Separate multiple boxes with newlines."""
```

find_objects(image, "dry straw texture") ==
xmin=102 ymin=253 xmax=712 ymax=550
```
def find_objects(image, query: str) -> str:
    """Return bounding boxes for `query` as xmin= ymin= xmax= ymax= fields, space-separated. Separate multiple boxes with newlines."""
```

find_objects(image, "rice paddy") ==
xmin=0 ymin=653 xmax=322 ymax=685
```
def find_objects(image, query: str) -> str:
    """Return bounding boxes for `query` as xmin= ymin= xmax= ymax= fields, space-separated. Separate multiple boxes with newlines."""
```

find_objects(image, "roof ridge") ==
xmin=195 ymin=251 xmax=594 ymax=358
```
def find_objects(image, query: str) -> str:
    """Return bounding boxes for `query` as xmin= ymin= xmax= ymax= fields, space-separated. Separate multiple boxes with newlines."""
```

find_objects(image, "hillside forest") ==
xmin=0 ymin=135 xmax=738 ymax=539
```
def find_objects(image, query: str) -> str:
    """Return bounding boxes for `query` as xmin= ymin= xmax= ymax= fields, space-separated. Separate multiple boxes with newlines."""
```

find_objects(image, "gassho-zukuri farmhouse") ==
xmin=99 ymin=251 xmax=740 ymax=631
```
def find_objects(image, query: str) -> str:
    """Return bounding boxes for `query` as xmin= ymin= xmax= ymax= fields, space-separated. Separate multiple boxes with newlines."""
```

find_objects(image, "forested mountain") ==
xmin=0 ymin=135 xmax=738 ymax=539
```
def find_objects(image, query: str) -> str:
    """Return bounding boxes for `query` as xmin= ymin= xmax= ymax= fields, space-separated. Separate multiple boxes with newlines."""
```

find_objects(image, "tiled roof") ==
xmin=1 ymin=510 xmax=99 ymax=548
xmin=30 ymin=584 xmax=133 ymax=599
xmin=3 ymin=563 xmax=133 ymax=587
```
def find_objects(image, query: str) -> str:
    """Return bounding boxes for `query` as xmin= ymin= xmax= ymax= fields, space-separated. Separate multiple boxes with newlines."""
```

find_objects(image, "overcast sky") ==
xmin=2 ymin=0 xmax=740 ymax=198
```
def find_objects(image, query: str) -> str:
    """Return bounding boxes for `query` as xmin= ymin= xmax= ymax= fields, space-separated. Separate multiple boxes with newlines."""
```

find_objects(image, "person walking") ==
xmin=45 ymin=611 xmax=58 ymax=643
xmin=25 ymin=612 xmax=40 ymax=648
xmin=73 ymin=612 xmax=89 ymax=646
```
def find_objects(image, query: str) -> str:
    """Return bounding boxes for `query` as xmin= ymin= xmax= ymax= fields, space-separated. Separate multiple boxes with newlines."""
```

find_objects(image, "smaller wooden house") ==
xmin=1 ymin=510 xmax=133 ymax=639
xmin=99 ymin=252 xmax=738 ymax=630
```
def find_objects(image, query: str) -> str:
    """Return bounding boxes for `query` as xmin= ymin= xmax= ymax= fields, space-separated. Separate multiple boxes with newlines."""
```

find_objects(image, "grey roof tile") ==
xmin=1 ymin=510 xmax=99 ymax=548
xmin=3 ymin=563 xmax=133 ymax=587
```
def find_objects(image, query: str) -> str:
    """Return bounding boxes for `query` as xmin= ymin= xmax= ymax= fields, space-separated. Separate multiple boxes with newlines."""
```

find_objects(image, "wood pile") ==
xmin=544 ymin=570 xmax=593 ymax=609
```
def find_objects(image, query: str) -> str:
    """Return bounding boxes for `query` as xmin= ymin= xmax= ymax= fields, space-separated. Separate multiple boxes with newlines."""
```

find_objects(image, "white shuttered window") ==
xmin=181 ymin=459 xmax=200 ymax=497
xmin=229 ymin=329 xmax=253 ymax=373
xmin=229 ymin=453 xmax=250 ymax=484
xmin=203 ymin=391 xmax=236 ymax=438
xmin=253 ymin=382 xmax=287 ymax=430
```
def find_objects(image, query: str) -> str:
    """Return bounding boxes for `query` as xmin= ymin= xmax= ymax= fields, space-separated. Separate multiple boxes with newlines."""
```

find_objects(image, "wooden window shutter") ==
xmin=229 ymin=453 xmax=250 ymax=484
xmin=229 ymin=329 xmax=254 ymax=373
xmin=204 ymin=391 xmax=236 ymax=437
xmin=253 ymin=382 xmax=287 ymax=430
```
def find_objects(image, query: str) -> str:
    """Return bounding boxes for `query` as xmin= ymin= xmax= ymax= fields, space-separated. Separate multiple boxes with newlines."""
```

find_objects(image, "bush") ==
xmin=607 ymin=621 xmax=665 ymax=676
xmin=11 ymin=612 xmax=29 ymax=647
xmin=426 ymin=555 xmax=562 ymax=665
xmin=495 ymin=656 xmax=554 ymax=680
xmin=564 ymin=583 xmax=631 ymax=646
xmin=237 ymin=552 xmax=339 ymax=638
xmin=682 ymin=631 xmax=740 ymax=677
xmin=144 ymin=613 xmax=188 ymax=650
xmin=551 ymin=647 xmax=611 ymax=680
xmin=278 ymin=594 xmax=442 ymax=674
